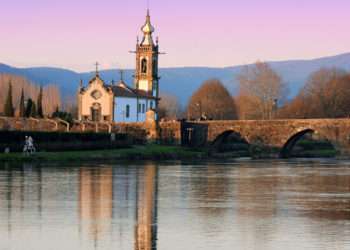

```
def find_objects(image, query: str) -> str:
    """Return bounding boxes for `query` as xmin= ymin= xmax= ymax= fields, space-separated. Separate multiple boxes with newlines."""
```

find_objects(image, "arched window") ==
xmin=141 ymin=58 xmax=147 ymax=74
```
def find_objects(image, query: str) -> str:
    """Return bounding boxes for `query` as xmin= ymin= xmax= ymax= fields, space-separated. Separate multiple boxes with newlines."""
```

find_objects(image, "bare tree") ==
xmin=277 ymin=92 xmax=311 ymax=119
xmin=61 ymin=95 xmax=78 ymax=119
xmin=303 ymin=68 xmax=348 ymax=118
xmin=43 ymin=85 xmax=61 ymax=115
xmin=187 ymin=79 xmax=237 ymax=120
xmin=0 ymin=74 xmax=61 ymax=116
xmin=237 ymin=62 xmax=286 ymax=120
xmin=278 ymin=68 xmax=350 ymax=119
xmin=158 ymin=93 xmax=182 ymax=121
xmin=235 ymin=94 xmax=261 ymax=120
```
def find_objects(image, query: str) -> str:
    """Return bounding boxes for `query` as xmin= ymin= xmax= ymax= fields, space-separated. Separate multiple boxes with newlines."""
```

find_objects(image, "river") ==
xmin=0 ymin=159 xmax=349 ymax=250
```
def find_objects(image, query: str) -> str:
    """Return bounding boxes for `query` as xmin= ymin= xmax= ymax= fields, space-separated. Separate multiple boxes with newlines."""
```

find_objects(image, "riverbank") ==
xmin=0 ymin=144 xmax=208 ymax=163
xmin=0 ymin=144 xmax=339 ymax=163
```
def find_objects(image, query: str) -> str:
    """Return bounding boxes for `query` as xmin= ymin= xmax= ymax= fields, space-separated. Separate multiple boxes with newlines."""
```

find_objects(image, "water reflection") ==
xmin=0 ymin=160 xmax=349 ymax=250
xmin=135 ymin=165 xmax=158 ymax=250
xmin=78 ymin=164 xmax=158 ymax=250
xmin=79 ymin=167 xmax=113 ymax=247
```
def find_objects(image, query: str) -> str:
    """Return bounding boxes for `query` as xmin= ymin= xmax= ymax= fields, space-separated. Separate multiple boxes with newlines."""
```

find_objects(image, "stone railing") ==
xmin=0 ymin=117 xmax=183 ymax=145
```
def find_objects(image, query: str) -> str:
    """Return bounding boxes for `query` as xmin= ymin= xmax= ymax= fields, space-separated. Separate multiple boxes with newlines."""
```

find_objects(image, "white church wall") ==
xmin=114 ymin=97 xmax=155 ymax=123
xmin=137 ymin=98 xmax=150 ymax=121
xmin=80 ymin=78 xmax=113 ymax=121
xmin=114 ymin=97 xmax=137 ymax=122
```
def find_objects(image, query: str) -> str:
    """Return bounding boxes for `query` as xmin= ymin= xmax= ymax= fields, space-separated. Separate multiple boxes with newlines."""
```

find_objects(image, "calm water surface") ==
xmin=0 ymin=159 xmax=350 ymax=250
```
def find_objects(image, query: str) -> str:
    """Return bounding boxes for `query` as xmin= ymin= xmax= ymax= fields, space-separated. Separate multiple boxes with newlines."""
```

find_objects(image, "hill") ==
xmin=1 ymin=52 xmax=350 ymax=106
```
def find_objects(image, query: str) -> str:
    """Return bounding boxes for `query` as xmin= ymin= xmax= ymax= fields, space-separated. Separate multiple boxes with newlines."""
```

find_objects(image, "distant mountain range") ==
xmin=1 ymin=52 xmax=350 ymax=106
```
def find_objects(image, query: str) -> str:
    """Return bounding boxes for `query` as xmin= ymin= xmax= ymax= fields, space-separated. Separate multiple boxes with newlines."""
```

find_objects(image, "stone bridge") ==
xmin=185 ymin=119 xmax=350 ymax=157
xmin=2 ymin=117 xmax=350 ymax=157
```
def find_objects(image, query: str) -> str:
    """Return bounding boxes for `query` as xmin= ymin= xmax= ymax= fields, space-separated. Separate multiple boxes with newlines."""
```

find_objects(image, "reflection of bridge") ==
xmin=181 ymin=119 xmax=350 ymax=157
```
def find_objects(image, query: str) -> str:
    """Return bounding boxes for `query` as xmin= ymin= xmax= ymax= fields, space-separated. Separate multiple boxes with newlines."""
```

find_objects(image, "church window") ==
xmin=91 ymin=90 xmax=102 ymax=100
xmin=141 ymin=58 xmax=147 ymax=74
xmin=138 ymin=103 xmax=141 ymax=113
xmin=142 ymin=104 xmax=146 ymax=113
xmin=126 ymin=105 xmax=130 ymax=118
xmin=150 ymin=101 xmax=153 ymax=109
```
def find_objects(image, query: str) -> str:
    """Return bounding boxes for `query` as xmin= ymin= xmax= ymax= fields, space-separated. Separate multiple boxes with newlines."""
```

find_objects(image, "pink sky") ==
xmin=0 ymin=0 xmax=349 ymax=71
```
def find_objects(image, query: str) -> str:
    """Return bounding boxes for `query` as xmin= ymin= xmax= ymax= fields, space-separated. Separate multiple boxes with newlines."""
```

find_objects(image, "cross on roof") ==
xmin=95 ymin=62 xmax=99 ymax=76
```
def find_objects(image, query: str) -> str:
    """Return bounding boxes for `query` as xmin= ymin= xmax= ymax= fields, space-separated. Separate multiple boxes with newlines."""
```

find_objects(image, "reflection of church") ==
xmin=78 ymin=10 xmax=160 ymax=123
xmin=78 ymin=164 xmax=158 ymax=250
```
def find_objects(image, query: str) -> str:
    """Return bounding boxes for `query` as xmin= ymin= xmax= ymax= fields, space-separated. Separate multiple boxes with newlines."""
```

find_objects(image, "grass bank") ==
xmin=0 ymin=144 xmax=208 ymax=163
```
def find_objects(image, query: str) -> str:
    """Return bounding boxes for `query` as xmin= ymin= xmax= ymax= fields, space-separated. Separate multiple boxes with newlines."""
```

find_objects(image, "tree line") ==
xmin=159 ymin=63 xmax=350 ymax=121
xmin=0 ymin=74 xmax=61 ymax=118
xmin=3 ymin=65 xmax=349 ymax=122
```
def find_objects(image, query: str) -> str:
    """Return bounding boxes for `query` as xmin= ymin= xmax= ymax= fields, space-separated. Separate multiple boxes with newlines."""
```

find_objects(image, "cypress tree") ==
xmin=30 ymin=102 xmax=37 ymax=117
xmin=25 ymin=98 xmax=33 ymax=117
xmin=37 ymin=86 xmax=44 ymax=118
xmin=19 ymin=88 xmax=25 ymax=117
xmin=4 ymin=81 xmax=14 ymax=117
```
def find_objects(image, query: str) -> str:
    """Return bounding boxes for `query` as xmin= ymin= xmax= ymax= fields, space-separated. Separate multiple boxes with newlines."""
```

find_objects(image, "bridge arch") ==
xmin=210 ymin=130 xmax=249 ymax=152
xmin=280 ymin=128 xmax=336 ymax=158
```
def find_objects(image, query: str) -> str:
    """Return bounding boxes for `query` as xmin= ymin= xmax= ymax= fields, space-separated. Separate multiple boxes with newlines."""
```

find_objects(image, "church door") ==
xmin=91 ymin=103 xmax=101 ymax=122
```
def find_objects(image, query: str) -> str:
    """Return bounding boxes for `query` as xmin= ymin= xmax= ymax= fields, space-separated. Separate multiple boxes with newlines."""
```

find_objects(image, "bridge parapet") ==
xmin=190 ymin=119 xmax=350 ymax=157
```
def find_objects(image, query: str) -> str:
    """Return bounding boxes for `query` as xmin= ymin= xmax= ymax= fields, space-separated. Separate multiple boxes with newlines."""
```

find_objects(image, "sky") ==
xmin=0 ymin=0 xmax=349 ymax=72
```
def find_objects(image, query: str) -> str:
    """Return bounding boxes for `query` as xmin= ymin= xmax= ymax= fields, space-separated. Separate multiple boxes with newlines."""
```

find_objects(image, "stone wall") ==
xmin=158 ymin=121 xmax=182 ymax=145
xmin=0 ymin=117 xmax=68 ymax=132
xmin=0 ymin=117 xmax=182 ymax=145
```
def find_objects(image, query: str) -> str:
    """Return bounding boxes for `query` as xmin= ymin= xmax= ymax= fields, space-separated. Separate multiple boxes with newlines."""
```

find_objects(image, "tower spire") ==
xmin=140 ymin=8 xmax=155 ymax=46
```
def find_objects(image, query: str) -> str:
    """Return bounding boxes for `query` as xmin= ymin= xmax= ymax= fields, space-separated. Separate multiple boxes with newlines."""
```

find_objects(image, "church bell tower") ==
xmin=134 ymin=10 xmax=159 ymax=103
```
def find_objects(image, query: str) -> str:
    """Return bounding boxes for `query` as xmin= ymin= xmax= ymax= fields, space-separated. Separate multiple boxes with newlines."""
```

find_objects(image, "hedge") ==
xmin=0 ymin=131 xmax=131 ymax=152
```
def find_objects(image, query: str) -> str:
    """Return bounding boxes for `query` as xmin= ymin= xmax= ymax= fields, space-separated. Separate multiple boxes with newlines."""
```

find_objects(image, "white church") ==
xmin=78 ymin=10 xmax=160 ymax=123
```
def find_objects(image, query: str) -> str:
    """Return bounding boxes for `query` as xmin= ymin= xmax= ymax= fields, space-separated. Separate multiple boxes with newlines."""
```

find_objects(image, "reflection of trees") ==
xmin=79 ymin=167 xmax=113 ymax=243
xmin=0 ymin=164 xmax=43 ymax=240
xmin=283 ymin=166 xmax=350 ymax=220
xmin=135 ymin=164 xmax=158 ymax=250
xmin=233 ymin=165 xmax=280 ymax=250
xmin=188 ymin=165 xmax=232 ymax=223
xmin=235 ymin=167 xmax=279 ymax=217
